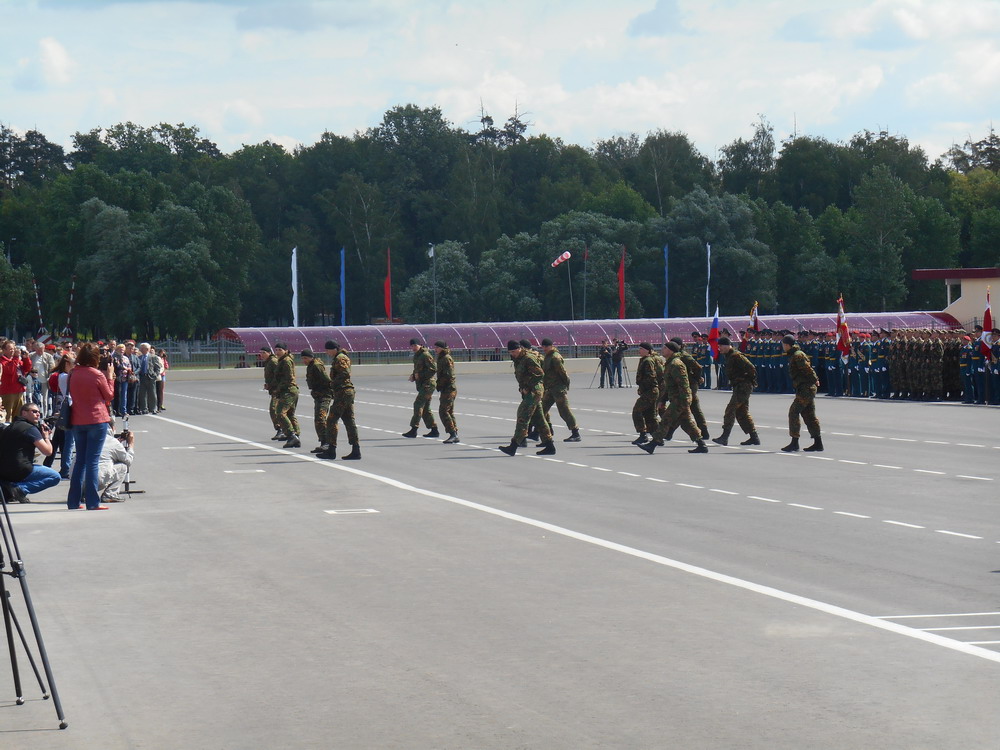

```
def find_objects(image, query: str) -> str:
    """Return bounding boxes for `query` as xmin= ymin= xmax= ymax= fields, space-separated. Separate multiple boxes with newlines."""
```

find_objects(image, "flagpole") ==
xmin=705 ymin=242 xmax=711 ymax=318
xmin=583 ymin=244 xmax=588 ymax=320
xmin=429 ymin=243 xmax=437 ymax=324
xmin=663 ymin=243 xmax=669 ymax=318
xmin=291 ymin=246 xmax=298 ymax=327
xmin=567 ymin=260 xmax=574 ymax=320
xmin=340 ymin=247 xmax=346 ymax=326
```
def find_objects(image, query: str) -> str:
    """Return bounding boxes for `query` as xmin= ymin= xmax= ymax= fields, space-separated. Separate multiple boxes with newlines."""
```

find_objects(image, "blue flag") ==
xmin=339 ymin=247 xmax=346 ymax=326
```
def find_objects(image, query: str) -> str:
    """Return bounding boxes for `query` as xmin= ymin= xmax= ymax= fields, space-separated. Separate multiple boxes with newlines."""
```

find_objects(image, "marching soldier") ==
xmin=781 ymin=334 xmax=822 ymax=452
xmin=301 ymin=349 xmax=332 ymax=454
xmin=499 ymin=341 xmax=555 ymax=456
xmin=403 ymin=338 xmax=439 ymax=438
xmin=713 ymin=336 xmax=759 ymax=446
xmin=670 ymin=337 xmax=709 ymax=442
xmin=271 ymin=342 xmax=301 ymax=448
xmin=638 ymin=341 xmax=708 ymax=455
xmin=631 ymin=343 xmax=659 ymax=446
xmin=540 ymin=338 xmax=581 ymax=442
xmin=318 ymin=340 xmax=360 ymax=460
xmin=434 ymin=340 xmax=460 ymax=444
xmin=260 ymin=346 xmax=284 ymax=440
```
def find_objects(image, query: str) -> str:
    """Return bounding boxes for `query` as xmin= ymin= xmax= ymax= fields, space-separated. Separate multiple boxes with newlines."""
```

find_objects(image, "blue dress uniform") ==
xmin=970 ymin=343 xmax=986 ymax=404
xmin=990 ymin=339 xmax=1000 ymax=405
xmin=848 ymin=343 xmax=861 ymax=396
xmin=694 ymin=338 xmax=713 ymax=390
xmin=959 ymin=342 xmax=975 ymax=403
xmin=860 ymin=338 xmax=873 ymax=396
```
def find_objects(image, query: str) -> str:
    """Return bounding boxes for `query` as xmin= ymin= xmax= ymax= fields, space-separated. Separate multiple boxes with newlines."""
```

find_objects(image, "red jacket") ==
xmin=0 ymin=354 xmax=32 ymax=395
xmin=68 ymin=366 xmax=115 ymax=426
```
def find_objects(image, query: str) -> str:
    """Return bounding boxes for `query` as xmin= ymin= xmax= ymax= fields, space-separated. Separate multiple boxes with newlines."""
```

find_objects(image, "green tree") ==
xmin=718 ymin=116 xmax=775 ymax=199
xmin=398 ymin=241 xmax=475 ymax=322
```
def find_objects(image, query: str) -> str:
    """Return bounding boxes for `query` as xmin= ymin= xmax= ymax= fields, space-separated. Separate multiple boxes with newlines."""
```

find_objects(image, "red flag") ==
xmin=617 ymin=246 xmax=626 ymax=319
xmin=981 ymin=287 xmax=993 ymax=357
xmin=384 ymin=247 xmax=392 ymax=320
xmin=708 ymin=305 xmax=720 ymax=359
xmin=836 ymin=294 xmax=851 ymax=357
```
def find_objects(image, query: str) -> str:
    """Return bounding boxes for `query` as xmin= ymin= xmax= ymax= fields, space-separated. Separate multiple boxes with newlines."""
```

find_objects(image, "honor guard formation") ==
xmin=256 ymin=324 xmax=998 ymax=461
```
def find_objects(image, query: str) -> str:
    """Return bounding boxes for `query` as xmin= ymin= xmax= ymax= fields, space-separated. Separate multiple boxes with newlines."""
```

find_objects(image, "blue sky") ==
xmin=3 ymin=0 xmax=998 ymax=162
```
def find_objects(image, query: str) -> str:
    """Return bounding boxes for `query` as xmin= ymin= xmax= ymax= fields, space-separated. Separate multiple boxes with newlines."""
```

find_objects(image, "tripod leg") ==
xmin=4 ymin=588 xmax=48 ymax=696
xmin=2 ymin=580 xmax=25 ymax=704
xmin=12 ymin=568 xmax=68 ymax=727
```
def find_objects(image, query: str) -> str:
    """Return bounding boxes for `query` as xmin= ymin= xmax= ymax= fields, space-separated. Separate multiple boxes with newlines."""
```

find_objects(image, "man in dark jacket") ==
xmin=0 ymin=403 xmax=59 ymax=503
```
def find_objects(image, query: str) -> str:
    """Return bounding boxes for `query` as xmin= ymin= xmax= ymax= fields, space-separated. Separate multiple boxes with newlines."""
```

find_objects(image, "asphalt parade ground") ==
xmin=3 ymin=370 xmax=999 ymax=749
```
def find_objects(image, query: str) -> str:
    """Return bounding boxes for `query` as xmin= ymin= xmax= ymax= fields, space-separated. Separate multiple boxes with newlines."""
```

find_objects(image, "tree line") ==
xmin=1 ymin=110 xmax=998 ymax=338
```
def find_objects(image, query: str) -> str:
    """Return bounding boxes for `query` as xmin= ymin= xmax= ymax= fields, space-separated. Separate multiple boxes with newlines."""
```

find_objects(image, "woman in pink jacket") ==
xmin=67 ymin=342 xmax=115 ymax=510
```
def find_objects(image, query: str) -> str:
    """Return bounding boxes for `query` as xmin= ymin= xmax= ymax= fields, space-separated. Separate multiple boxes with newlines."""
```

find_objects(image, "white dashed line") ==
xmin=924 ymin=440 xmax=949 ymax=445
xmin=957 ymin=475 xmax=992 ymax=481
xmin=839 ymin=460 xmax=867 ymax=465
xmin=788 ymin=503 xmax=823 ymax=510
xmin=874 ymin=464 xmax=902 ymax=469
xmin=748 ymin=496 xmax=781 ymax=503
xmin=935 ymin=530 xmax=983 ymax=540
xmin=646 ymin=477 xmax=668 ymax=483
xmin=592 ymin=467 xmax=613 ymax=472
xmin=889 ymin=438 xmax=917 ymax=442
xmin=618 ymin=472 xmax=640 ymax=477
xmin=709 ymin=489 xmax=739 ymax=495
xmin=676 ymin=483 xmax=703 ymax=489
xmin=957 ymin=443 xmax=986 ymax=448
xmin=834 ymin=512 xmax=871 ymax=518
xmin=884 ymin=520 xmax=924 ymax=529
xmin=567 ymin=462 xmax=588 ymax=468
xmin=859 ymin=434 xmax=884 ymax=439
xmin=915 ymin=469 xmax=946 ymax=475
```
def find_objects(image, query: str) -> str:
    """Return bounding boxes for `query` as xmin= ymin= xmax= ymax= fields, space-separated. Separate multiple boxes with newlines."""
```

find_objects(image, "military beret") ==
xmin=409 ymin=338 xmax=421 ymax=346
xmin=669 ymin=336 xmax=683 ymax=347
xmin=324 ymin=339 xmax=339 ymax=350
xmin=665 ymin=341 xmax=680 ymax=353
xmin=300 ymin=349 xmax=315 ymax=358
xmin=434 ymin=340 xmax=447 ymax=349
xmin=507 ymin=340 xmax=521 ymax=351
xmin=638 ymin=342 xmax=652 ymax=352
xmin=718 ymin=336 xmax=731 ymax=347
xmin=259 ymin=346 xmax=271 ymax=353
xmin=519 ymin=339 xmax=532 ymax=348
xmin=541 ymin=338 xmax=553 ymax=347
xmin=272 ymin=341 xmax=288 ymax=350
xmin=782 ymin=334 xmax=796 ymax=346
xmin=690 ymin=331 xmax=700 ymax=338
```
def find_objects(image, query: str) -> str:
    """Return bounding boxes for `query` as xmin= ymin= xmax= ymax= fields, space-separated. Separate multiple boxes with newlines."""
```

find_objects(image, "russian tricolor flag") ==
xmin=708 ymin=305 xmax=720 ymax=359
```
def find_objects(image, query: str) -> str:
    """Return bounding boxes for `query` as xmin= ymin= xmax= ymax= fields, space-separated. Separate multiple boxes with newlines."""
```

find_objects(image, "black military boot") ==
xmin=536 ymin=441 xmax=556 ymax=456
xmin=424 ymin=426 xmax=440 ymax=438
xmin=712 ymin=428 xmax=732 ymax=446
xmin=631 ymin=432 xmax=649 ymax=445
xmin=740 ymin=431 xmax=761 ymax=446
xmin=689 ymin=439 xmax=709 ymax=454
xmin=317 ymin=445 xmax=337 ymax=460
xmin=639 ymin=439 xmax=663 ymax=454
xmin=803 ymin=436 xmax=824 ymax=452
xmin=443 ymin=432 xmax=460 ymax=444
xmin=402 ymin=427 xmax=418 ymax=438
xmin=271 ymin=430 xmax=286 ymax=441
xmin=781 ymin=437 xmax=800 ymax=452
xmin=342 ymin=443 xmax=361 ymax=460
xmin=311 ymin=443 xmax=328 ymax=454
xmin=283 ymin=434 xmax=301 ymax=449
xmin=499 ymin=440 xmax=519 ymax=456
xmin=518 ymin=438 xmax=528 ymax=447
xmin=563 ymin=429 xmax=581 ymax=443
xmin=526 ymin=428 xmax=539 ymax=441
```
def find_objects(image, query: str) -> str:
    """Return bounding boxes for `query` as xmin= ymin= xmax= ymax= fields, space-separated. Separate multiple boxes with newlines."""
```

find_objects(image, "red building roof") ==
xmin=911 ymin=267 xmax=1000 ymax=281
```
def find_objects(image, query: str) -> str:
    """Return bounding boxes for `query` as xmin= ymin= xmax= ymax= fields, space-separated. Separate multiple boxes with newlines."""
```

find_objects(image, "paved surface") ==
xmin=2 ymin=372 xmax=998 ymax=749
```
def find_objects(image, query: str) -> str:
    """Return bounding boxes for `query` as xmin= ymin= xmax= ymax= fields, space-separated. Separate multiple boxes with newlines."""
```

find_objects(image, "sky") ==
xmin=2 ymin=0 xmax=999 ymax=163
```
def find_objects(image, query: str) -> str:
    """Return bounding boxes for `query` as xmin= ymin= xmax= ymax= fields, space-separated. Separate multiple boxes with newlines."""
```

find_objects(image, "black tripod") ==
xmin=1 ymin=485 xmax=67 ymax=729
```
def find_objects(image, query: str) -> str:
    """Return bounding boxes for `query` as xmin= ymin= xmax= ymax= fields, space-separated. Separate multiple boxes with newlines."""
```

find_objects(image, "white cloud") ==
xmin=39 ymin=37 xmax=76 ymax=85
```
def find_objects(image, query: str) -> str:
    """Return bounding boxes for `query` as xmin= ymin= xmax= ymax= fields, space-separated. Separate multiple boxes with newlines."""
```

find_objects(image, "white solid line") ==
xmin=922 ymin=625 xmax=1000 ymax=632
xmin=709 ymin=489 xmax=739 ymax=495
xmin=748 ymin=496 xmax=780 ymax=503
xmin=676 ymin=483 xmax=704 ymax=489
xmin=834 ymin=512 xmax=871 ymax=518
xmin=967 ymin=641 xmax=1000 ymax=645
xmin=935 ymin=530 xmax=983 ymax=539
xmin=152 ymin=413 xmax=1000 ymax=665
xmin=874 ymin=464 xmax=902 ymax=469
xmin=877 ymin=612 xmax=1000 ymax=619
xmin=957 ymin=475 xmax=992 ymax=481
xmin=788 ymin=503 xmax=823 ymax=510
xmin=839 ymin=460 xmax=867 ymax=465
xmin=914 ymin=470 xmax=946 ymax=475
xmin=324 ymin=509 xmax=379 ymax=515
xmin=646 ymin=477 xmax=668 ymax=483
xmin=883 ymin=520 xmax=924 ymax=529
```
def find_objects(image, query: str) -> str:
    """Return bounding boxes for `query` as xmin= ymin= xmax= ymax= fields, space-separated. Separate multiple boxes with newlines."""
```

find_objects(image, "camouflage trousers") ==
xmin=722 ymin=383 xmax=756 ymax=434
xmin=542 ymin=388 xmax=578 ymax=431
xmin=274 ymin=389 xmax=300 ymax=436
xmin=514 ymin=388 xmax=552 ymax=443
xmin=312 ymin=395 xmax=331 ymax=443
xmin=438 ymin=389 xmax=457 ymax=433
xmin=653 ymin=400 xmax=702 ymax=442
xmin=411 ymin=383 xmax=437 ymax=429
xmin=633 ymin=389 xmax=660 ymax=433
xmin=326 ymin=388 xmax=359 ymax=446
xmin=689 ymin=392 xmax=709 ymax=439
xmin=268 ymin=394 xmax=281 ymax=430
xmin=788 ymin=384 xmax=820 ymax=439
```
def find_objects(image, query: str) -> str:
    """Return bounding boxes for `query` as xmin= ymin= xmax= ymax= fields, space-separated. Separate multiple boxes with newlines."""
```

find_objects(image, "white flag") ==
xmin=291 ymin=246 xmax=299 ymax=327
xmin=427 ymin=245 xmax=435 ymax=258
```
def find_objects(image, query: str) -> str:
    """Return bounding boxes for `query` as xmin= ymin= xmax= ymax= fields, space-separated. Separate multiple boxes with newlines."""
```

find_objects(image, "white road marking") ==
xmin=324 ymin=509 xmax=379 ymax=514
xmin=567 ymin=462 xmax=588 ymax=468
xmin=957 ymin=443 xmax=986 ymax=448
xmin=831 ymin=432 xmax=854 ymax=436
xmin=922 ymin=625 xmax=1000 ymax=632
xmin=889 ymin=438 xmax=917 ymax=442
xmin=592 ymin=467 xmax=613 ymax=472
xmin=884 ymin=520 xmax=924 ymax=529
xmin=915 ymin=469 xmax=946 ymax=475
xmin=155 ymin=412 xmax=1000 ymax=666
xmin=957 ymin=475 xmax=992 ymax=481
xmin=924 ymin=440 xmax=949 ymax=444
xmin=223 ymin=469 xmax=266 ymax=474
xmin=709 ymin=489 xmax=739 ymax=495
xmin=874 ymin=464 xmax=902 ymax=469
xmin=877 ymin=612 xmax=1000 ymax=619
xmin=859 ymin=434 xmax=884 ymax=439
xmin=834 ymin=512 xmax=871 ymax=518
xmin=748 ymin=496 xmax=780 ymax=503
xmin=935 ymin=530 xmax=983 ymax=539
xmin=618 ymin=472 xmax=640 ymax=477
xmin=676 ymin=483 xmax=703 ymax=489
xmin=967 ymin=641 xmax=1000 ymax=645
xmin=788 ymin=503 xmax=823 ymax=510
xmin=805 ymin=456 xmax=834 ymax=461
xmin=162 ymin=446 xmax=196 ymax=450
xmin=646 ymin=477 xmax=668 ymax=483
xmin=839 ymin=460 xmax=867 ymax=465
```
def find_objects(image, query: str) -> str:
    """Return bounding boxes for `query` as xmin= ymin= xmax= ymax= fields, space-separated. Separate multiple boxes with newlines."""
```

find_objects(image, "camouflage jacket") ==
xmin=635 ymin=354 xmax=659 ymax=395
xmin=652 ymin=352 xmax=667 ymax=394
xmin=263 ymin=354 xmax=278 ymax=393
xmin=412 ymin=346 xmax=437 ymax=387
xmin=305 ymin=359 xmax=331 ymax=399
xmin=677 ymin=349 xmax=703 ymax=393
xmin=436 ymin=349 xmax=456 ymax=392
xmin=514 ymin=350 xmax=545 ymax=392
xmin=542 ymin=348 xmax=570 ymax=391
xmin=329 ymin=351 xmax=354 ymax=392
xmin=273 ymin=353 xmax=298 ymax=393
xmin=663 ymin=352 xmax=691 ymax=405
xmin=724 ymin=349 xmax=757 ymax=387
xmin=786 ymin=345 xmax=818 ymax=388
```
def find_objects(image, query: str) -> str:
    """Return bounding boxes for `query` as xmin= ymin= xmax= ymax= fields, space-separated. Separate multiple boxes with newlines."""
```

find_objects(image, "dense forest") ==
xmin=1 ymin=107 xmax=999 ymax=338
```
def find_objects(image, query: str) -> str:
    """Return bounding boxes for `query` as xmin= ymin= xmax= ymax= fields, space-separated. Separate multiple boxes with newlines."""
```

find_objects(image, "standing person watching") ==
xmin=45 ymin=352 xmax=76 ymax=478
xmin=135 ymin=343 xmax=162 ymax=414
xmin=123 ymin=340 xmax=140 ymax=415
xmin=111 ymin=343 xmax=132 ymax=417
xmin=0 ymin=339 xmax=33 ymax=418
xmin=156 ymin=348 xmax=169 ymax=411
xmin=67 ymin=342 xmax=115 ymax=510
xmin=0 ymin=403 xmax=60 ymax=503
xmin=30 ymin=341 xmax=56 ymax=416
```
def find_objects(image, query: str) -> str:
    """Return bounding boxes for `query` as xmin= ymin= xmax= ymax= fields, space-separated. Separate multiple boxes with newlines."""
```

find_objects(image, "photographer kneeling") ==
xmin=0 ymin=403 xmax=60 ymax=503
xmin=97 ymin=422 xmax=135 ymax=503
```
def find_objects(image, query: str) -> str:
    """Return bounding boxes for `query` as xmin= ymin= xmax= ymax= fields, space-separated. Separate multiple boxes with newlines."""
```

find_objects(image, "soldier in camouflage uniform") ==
xmin=499 ymin=340 xmax=555 ymax=456
xmin=639 ymin=341 xmax=708 ymax=454
xmin=402 ymin=338 xmax=439 ymax=438
xmin=434 ymin=340 xmax=460 ymax=444
xmin=318 ymin=340 xmax=361 ymax=460
xmin=631 ymin=343 xmax=659 ymax=446
xmin=664 ymin=337 xmax=709 ymax=443
xmin=301 ymin=349 xmax=331 ymax=453
xmin=713 ymin=336 xmax=759 ymax=446
xmin=271 ymin=342 xmax=301 ymax=448
xmin=781 ymin=334 xmax=822 ymax=452
xmin=260 ymin=346 xmax=284 ymax=440
xmin=540 ymin=338 xmax=581 ymax=442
